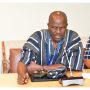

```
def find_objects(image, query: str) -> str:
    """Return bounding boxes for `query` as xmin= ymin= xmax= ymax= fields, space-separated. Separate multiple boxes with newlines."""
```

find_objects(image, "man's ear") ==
xmin=47 ymin=23 xmax=50 ymax=29
xmin=47 ymin=23 xmax=49 ymax=27
xmin=66 ymin=23 xmax=68 ymax=27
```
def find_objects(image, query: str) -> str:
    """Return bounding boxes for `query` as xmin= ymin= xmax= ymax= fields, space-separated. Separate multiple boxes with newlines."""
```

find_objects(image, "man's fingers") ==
xmin=17 ymin=74 xmax=29 ymax=84
xmin=23 ymin=74 xmax=29 ymax=84
xmin=24 ymin=79 xmax=28 ymax=84
xmin=17 ymin=76 xmax=25 ymax=85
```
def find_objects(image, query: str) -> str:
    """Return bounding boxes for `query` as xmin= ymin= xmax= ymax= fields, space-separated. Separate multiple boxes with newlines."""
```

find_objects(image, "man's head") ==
xmin=48 ymin=11 xmax=68 ymax=43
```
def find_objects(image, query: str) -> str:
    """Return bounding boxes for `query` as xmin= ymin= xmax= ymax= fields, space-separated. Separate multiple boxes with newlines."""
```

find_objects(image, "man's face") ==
xmin=48 ymin=16 xmax=67 ymax=43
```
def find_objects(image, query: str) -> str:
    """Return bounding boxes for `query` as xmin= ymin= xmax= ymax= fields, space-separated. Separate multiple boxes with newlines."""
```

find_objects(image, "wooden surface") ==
xmin=0 ymin=69 xmax=90 ymax=87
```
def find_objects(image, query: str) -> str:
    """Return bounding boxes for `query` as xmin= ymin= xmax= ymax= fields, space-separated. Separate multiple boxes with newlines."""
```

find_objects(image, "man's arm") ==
xmin=17 ymin=31 xmax=42 ymax=84
xmin=27 ymin=61 xmax=64 ymax=74
xmin=67 ymin=32 xmax=83 ymax=70
xmin=43 ymin=63 xmax=64 ymax=70
xmin=17 ymin=61 xmax=27 ymax=75
xmin=17 ymin=62 xmax=29 ymax=84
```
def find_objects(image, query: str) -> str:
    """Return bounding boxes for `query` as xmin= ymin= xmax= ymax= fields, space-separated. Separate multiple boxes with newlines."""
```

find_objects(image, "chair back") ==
xmin=1 ymin=40 xmax=25 ymax=73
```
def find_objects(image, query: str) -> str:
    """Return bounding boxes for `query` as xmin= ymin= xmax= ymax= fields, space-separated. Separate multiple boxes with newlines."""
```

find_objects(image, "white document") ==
xmin=82 ymin=73 xmax=90 ymax=79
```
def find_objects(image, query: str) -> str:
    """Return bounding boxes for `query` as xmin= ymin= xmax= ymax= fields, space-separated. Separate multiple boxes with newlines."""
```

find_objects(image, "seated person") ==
xmin=84 ymin=36 xmax=90 ymax=68
xmin=17 ymin=11 xmax=84 ymax=84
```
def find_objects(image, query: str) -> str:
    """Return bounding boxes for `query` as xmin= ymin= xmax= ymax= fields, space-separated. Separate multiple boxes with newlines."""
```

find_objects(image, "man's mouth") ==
xmin=55 ymin=36 xmax=61 ymax=39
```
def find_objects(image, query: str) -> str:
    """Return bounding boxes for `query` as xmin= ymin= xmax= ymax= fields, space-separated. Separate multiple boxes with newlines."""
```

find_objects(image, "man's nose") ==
xmin=56 ymin=27 xmax=61 ymax=33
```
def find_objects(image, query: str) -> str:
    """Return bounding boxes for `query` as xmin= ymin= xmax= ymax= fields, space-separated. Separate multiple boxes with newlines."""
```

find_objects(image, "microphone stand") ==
xmin=59 ymin=47 xmax=84 ymax=86
xmin=64 ymin=48 xmax=73 ymax=77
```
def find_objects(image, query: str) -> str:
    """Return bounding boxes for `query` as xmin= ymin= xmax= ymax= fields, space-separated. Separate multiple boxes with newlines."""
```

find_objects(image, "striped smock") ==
xmin=84 ymin=36 xmax=90 ymax=59
xmin=20 ymin=29 xmax=84 ymax=70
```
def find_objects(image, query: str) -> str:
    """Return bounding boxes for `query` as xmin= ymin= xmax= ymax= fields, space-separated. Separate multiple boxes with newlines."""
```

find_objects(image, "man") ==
xmin=17 ymin=11 xmax=84 ymax=84
xmin=84 ymin=36 xmax=90 ymax=68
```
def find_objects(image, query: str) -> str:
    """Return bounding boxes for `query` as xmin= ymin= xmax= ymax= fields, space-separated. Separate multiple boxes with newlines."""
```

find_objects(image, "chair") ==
xmin=9 ymin=48 xmax=22 ymax=73
xmin=1 ymin=40 xmax=25 ymax=73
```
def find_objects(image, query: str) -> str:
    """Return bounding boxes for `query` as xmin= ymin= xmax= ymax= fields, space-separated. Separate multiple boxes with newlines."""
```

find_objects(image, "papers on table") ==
xmin=82 ymin=73 xmax=90 ymax=79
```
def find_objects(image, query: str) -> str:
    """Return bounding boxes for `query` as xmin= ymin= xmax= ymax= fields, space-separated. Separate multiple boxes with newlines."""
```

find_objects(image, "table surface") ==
xmin=0 ymin=69 xmax=90 ymax=87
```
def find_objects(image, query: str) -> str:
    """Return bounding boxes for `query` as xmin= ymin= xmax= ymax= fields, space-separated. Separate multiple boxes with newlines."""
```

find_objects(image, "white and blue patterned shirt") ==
xmin=84 ymin=36 xmax=90 ymax=59
xmin=20 ymin=29 xmax=84 ymax=70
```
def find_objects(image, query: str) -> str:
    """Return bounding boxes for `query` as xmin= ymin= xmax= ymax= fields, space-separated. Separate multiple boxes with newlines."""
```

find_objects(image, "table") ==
xmin=0 ymin=69 xmax=90 ymax=87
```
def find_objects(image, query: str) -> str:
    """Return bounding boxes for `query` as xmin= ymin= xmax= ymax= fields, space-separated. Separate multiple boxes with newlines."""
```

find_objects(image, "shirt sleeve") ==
xmin=19 ymin=31 xmax=41 ymax=65
xmin=66 ymin=31 xmax=84 ymax=70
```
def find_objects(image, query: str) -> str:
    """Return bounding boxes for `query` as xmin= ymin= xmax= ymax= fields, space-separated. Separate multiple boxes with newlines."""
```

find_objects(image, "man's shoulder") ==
xmin=68 ymin=29 xmax=79 ymax=37
xmin=67 ymin=29 xmax=81 ymax=42
xmin=29 ymin=29 xmax=48 ymax=40
xmin=40 ymin=29 xmax=48 ymax=33
xmin=33 ymin=29 xmax=48 ymax=34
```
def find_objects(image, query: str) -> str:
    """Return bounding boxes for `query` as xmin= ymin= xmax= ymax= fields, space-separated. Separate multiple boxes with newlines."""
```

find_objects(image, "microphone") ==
xmin=63 ymin=47 xmax=73 ymax=77
xmin=59 ymin=47 xmax=84 ymax=86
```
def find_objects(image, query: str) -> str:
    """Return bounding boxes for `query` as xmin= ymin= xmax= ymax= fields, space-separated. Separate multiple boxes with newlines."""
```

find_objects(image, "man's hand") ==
xmin=17 ymin=73 xmax=29 ymax=85
xmin=27 ymin=61 xmax=43 ymax=74
xmin=17 ymin=62 xmax=28 ymax=85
